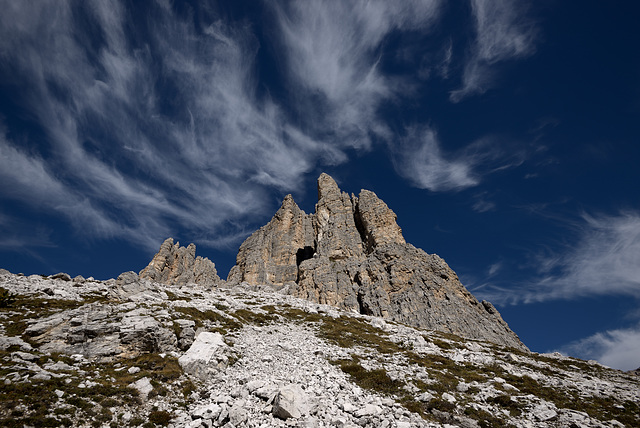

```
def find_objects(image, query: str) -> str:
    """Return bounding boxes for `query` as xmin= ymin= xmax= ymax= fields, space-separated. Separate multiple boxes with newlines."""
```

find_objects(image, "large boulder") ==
xmin=178 ymin=332 xmax=232 ymax=380
xmin=272 ymin=384 xmax=309 ymax=420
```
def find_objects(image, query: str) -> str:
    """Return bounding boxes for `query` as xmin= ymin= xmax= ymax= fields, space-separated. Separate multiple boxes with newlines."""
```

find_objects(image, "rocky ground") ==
xmin=0 ymin=269 xmax=638 ymax=427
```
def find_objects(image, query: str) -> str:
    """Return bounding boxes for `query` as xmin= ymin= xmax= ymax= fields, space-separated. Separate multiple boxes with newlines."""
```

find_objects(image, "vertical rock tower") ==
xmin=228 ymin=173 xmax=526 ymax=350
xmin=140 ymin=238 xmax=221 ymax=286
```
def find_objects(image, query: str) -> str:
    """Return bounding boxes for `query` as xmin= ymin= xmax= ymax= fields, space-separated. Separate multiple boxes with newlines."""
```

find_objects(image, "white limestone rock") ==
xmin=272 ymin=384 xmax=309 ymax=420
xmin=532 ymin=402 xmax=558 ymax=421
xmin=178 ymin=332 xmax=231 ymax=380
xmin=129 ymin=376 xmax=153 ymax=400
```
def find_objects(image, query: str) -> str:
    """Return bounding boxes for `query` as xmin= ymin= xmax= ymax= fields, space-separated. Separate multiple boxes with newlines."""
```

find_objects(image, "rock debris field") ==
xmin=0 ymin=269 xmax=638 ymax=427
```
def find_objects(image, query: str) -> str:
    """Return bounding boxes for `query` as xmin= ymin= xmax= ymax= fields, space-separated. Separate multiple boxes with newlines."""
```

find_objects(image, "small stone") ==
xmin=417 ymin=392 xmax=434 ymax=402
xmin=192 ymin=403 xmax=221 ymax=420
xmin=355 ymin=404 xmax=382 ymax=417
xmin=129 ymin=377 xmax=153 ymax=400
xmin=32 ymin=372 xmax=52 ymax=381
xmin=229 ymin=402 xmax=248 ymax=425
xmin=342 ymin=402 xmax=357 ymax=413
xmin=128 ymin=366 xmax=141 ymax=374
xmin=12 ymin=351 xmax=37 ymax=362
xmin=50 ymin=272 xmax=71 ymax=281
xmin=532 ymin=403 xmax=557 ymax=421
xmin=456 ymin=382 xmax=470 ymax=392
xmin=246 ymin=380 xmax=265 ymax=393
xmin=442 ymin=392 xmax=456 ymax=403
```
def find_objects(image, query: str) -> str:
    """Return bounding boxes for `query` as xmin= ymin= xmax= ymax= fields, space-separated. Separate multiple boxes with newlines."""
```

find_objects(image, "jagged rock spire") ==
xmin=139 ymin=238 xmax=220 ymax=286
xmin=227 ymin=195 xmax=314 ymax=287
xmin=227 ymin=173 xmax=527 ymax=350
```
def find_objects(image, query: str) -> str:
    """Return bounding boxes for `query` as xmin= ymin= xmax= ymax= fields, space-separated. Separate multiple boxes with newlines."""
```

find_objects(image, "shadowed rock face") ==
xmin=139 ymin=238 xmax=220 ymax=286
xmin=228 ymin=173 xmax=527 ymax=350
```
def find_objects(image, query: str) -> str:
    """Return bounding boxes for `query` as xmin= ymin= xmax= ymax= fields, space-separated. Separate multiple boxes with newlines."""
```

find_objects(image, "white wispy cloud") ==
xmin=391 ymin=129 xmax=529 ymax=192
xmin=0 ymin=0 xmax=538 ymax=254
xmin=272 ymin=0 xmax=441 ymax=150
xmin=391 ymin=126 xmax=478 ymax=192
xmin=558 ymin=324 xmax=640 ymax=371
xmin=0 ymin=0 xmax=352 ymax=251
xmin=536 ymin=212 xmax=640 ymax=299
xmin=451 ymin=0 xmax=537 ymax=102
xmin=478 ymin=211 xmax=640 ymax=304
xmin=275 ymin=1 xmax=474 ymax=191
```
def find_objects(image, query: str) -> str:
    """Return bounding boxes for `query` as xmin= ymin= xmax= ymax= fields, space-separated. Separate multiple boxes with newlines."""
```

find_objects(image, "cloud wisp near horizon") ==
xmin=559 ymin=323 xmax=640 ymax=372
xmin=474 ymin=211 xmax=640 ymax=305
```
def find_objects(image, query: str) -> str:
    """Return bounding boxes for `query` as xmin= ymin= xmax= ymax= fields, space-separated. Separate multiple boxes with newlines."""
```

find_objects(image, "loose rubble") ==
xmin=0 ymin=268 xmax=638 ymax=427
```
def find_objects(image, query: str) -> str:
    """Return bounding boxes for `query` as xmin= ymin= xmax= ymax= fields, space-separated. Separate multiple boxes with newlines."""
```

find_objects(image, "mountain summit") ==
xmin=227 ymin=173 xmax=526 ymax=350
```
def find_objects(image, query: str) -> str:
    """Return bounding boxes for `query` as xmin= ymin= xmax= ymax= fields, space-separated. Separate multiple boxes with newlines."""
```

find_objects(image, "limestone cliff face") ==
xmin=140 ymin=238 xmax=220 ymax=286
xmin=228 ymin=173 xmax=527 ymax=350
xmin=227 ymin=195 xmax=315 ymax=287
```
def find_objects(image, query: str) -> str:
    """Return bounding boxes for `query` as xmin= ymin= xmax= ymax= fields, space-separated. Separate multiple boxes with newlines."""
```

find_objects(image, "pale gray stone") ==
xmin=178 ymin=332 xmax=231 ymax=380
xmin=129 ymin=377 xmax=153 ymax=400
xmin=272 ymin=384 xmax=309 ymax=420
xmin=49 ymin=272 xmax=71 ymax=281
xmin=532 ymin=403 xmax=558 ymax=421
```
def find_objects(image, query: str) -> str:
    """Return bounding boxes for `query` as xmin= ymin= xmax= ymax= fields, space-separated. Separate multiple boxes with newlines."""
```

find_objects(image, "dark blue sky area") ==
xmin=1 ymin=1 xmax=639 ymax=370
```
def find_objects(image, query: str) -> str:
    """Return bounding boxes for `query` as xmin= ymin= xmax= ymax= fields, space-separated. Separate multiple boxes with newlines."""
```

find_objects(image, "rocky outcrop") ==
xmin=139 ymin=238 xmax=220 ymax=286
xmin=23 ymin=301 xmax=178 ymax=360
xmin=228 ymin=173 xmax=526 ymax=350
xmin=227 ymin=195 xmax=314 ymax=287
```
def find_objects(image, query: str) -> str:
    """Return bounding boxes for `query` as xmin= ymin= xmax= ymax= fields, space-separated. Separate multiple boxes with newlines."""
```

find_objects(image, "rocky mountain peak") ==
xmin=228 ymin=173 xmax=527 ymax=351
xmin=314 ymin=175 xmax=365 ymax=261
xmin=317 ymin=172 xmax=341 ymax=200
xmin=355 ymin=189 xmax=406 ymax=252
xmin=139 ymin=237 xmax=220 ymax=286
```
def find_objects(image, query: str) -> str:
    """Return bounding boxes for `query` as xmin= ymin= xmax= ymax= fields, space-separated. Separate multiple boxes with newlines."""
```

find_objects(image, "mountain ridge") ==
xmin=225 ymin=173 xmax=525 ymax=351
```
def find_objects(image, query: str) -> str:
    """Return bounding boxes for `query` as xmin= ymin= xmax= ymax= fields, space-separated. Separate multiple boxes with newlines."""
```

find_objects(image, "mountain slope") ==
xmin=0 ymin=269 xmax=638 ymax=427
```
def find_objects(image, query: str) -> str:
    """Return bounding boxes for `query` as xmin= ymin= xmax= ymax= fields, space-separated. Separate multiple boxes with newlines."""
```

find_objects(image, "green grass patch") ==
xmin=233 ymin=308 xmax=279 ymax=326
xmin=173 ymin=306 xmax=242 ymax=334
xmin=148 ymin=410 xmax=173 ymax=426
xmin=330 ymin=356 xmax=405 ymax=395
xmin=487 ymin=394 xmax=523 ymax=416
xmin=316 ymin=315 xmax=402 ymax=354
xmin=464 ymin=407 xmax=513 ymax=428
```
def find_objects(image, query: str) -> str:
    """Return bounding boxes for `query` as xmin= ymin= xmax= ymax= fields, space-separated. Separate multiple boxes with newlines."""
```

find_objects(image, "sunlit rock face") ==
xmin=227 ymin=194 xmax=315 ymax=287
xmin=139 ymin=238 xmax=220 ymax=287
xmin=228 ymin=173 xmax=527 ymax=350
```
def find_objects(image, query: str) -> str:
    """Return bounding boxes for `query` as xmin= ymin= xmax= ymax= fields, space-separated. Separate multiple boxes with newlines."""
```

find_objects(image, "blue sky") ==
xmin=1 ymin=1 xmax=639 ymax=371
